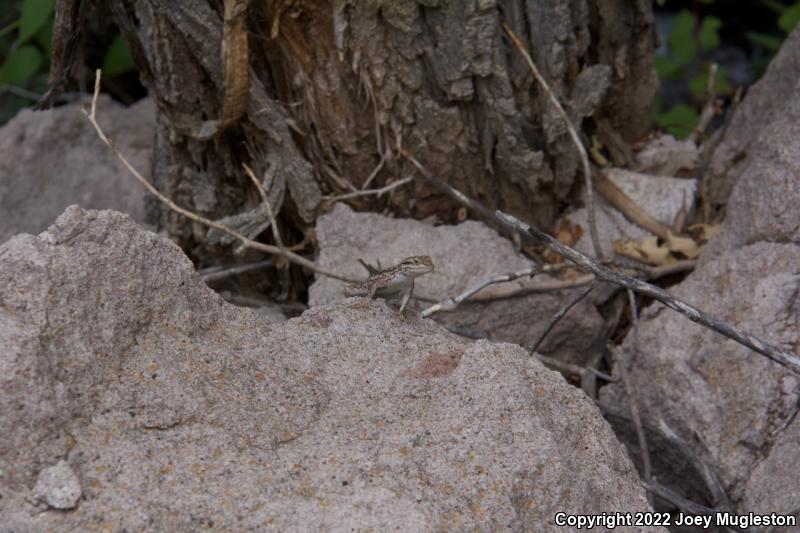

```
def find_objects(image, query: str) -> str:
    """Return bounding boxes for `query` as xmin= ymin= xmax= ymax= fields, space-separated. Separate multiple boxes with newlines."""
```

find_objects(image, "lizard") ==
xmin=344 ymin=256 xmax=434 ymax=316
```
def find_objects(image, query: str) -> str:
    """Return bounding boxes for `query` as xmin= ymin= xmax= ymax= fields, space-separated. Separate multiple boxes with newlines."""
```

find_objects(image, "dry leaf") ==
xmin=615 ymin=235 xmax=673 ymax=265
xmin=554 ymin=219 xmax=584 ymax=247
xmin=665 ymin=231 xmax=703 ymax=259
xmin=639 ymin=235 xmax=673 ymax=265
xmin=688 ymin=223 xmax=722 ymax=242
xmin=615 ymin=238 xmax=645 ymax=262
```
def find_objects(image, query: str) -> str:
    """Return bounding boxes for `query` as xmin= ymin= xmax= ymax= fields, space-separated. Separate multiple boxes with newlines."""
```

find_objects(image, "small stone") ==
xmin=32 ymin=460 xmax=82 ymax=510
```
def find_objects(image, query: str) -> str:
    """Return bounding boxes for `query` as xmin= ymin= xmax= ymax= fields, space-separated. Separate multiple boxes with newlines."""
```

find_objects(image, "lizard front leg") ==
xmin=398 ymin=281 xmax=414 ymax=319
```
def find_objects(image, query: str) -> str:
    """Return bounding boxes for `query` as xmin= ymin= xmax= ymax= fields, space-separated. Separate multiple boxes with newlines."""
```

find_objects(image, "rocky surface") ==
xmin=309 ymin=203 xmax=604 ymax=365
xmin=705 ymin=24 xmax=800 ymax=206
xmin=0 ymin=96 xmax=153 ymax=243
xmin=635 ymin=134 xmax=698 ymax=177
xmin=600 ymin=29 xmax=800 ymax=525
xmin=31 ymin=460 xmax=82 ymax=510
xmin=0 ymin=206 xmax=660 ymax=531
xmin=563 ymin=167 xmax=697 ymax=259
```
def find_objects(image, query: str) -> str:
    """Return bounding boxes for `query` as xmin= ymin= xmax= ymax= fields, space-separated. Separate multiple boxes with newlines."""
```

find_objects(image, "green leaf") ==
xmin=18 ymin=0 xmax=56 ymax=43
xmin=668 ymin=10 xmax=697 ymax=64
xmin=745 ymin=31 xmax=783 ymax=52
xmin=0 ymin=20 xmax=21 ymax=39
xmin=34 ymin=13 xmax=53 ymax=55
xmin=650 ymin=95 xmax=664 ymax=119
xmin=698 ymin=16 xmax=722 ymax=51
xmin=761 ymin=0 xmax=789 ymax=15
xmin=778 ymin=2 xmax=800 ymax=33
xmin=688 ymin=65 xmax=732 ymax=98
xmin=102 ymin=34 xmax=136 ymax=77
xmin=655 ymin=104 xmax=699 ymax=140
xmin=654 ymin=56 xmax=682 ymax=79
xmin=0 ymin=45 xmax=43 ymax=85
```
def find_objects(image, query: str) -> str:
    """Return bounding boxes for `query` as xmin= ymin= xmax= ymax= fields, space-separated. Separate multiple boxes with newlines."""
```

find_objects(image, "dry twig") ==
xmin=324 ymin=175 xmax=413 ymax=203
xmin=421 ymin=265 xmax=543 ymax=317
xmin=691 ymin=63 xmax=719 ymax=143
xmin=82 ymin=69 xmax=356 ymax=283
xmin=641 ymin=480 xmax=746 ymax=532
xmin=198 ymin=260 xmax=274 ymax=283
xmin=657 ymin=418 xmax=733 ymax=512
xmin=641 ymin=480 xmax=715 ymax=517
xmin=601 ymin=401 xmax=738 ymax=522
xmin=529 ymin=282 xmax=597 ymax=353
xmin=403 ymin=150 xmax=800 ymax=373
xmin=242 ymin=162 xmax=284 ymax=248
xmin=497 ymin=210 xmax=800 ymax=374
xmin=503 ymin=23 xmax=603 ymax=260
xmin=609 ymin=343 xmax=652 ymax=491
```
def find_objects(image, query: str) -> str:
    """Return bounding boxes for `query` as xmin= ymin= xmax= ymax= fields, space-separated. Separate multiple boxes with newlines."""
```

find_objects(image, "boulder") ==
xmin=309 ymin=203 xmax=604 ymax=365
xmin=600 ymin=29 xmax=800 ymax=523
xmin=0 ymin=206 xmax=659 ymax=531
xmin=0 ymin=96 xmax=153 ymax=243
xmin=705 ymin=24 xmax=800 ymax=206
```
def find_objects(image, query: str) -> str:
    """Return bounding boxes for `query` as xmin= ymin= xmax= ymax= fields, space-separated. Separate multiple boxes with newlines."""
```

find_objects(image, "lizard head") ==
xmin=401 ymin=255 xmax=435 ymax=276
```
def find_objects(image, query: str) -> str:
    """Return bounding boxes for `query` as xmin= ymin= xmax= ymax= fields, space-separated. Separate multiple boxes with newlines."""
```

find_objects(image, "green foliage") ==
xmin=698 ymin=16 xmax=722 ymax=51
xmin=745 ymin=1 xmax=800 ymax=64
xmin=0 ymin=44 xmax=42 ymax=84
xmin=1 ymin=0 xmax=138 ymax=124
xmin=653 ymin=9 xmax=729 ymax=139
xmin=668 ymin=10 xmax=697 ymax=64
xmin=688 ymin=65 xmax=731 ymax=98
xmin=18 ymin=0 xmax=56 ymax=43
xmin=102 ymin=34 xmax=136 ymax=78
xmin=652 ymin=99 xmax=700 ymax=139
xmin=745 ymin=31 xmax=782 ymax=52
xmin=778 ymin=2 xmax=800 ymax=32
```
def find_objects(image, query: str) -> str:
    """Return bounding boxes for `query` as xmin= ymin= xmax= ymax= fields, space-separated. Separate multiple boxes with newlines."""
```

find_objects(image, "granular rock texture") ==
xmin=600 ymin=28 xmax=800 ymax=525
xmin=310 ymin=203 xmax=604 ymax=365
xmin=0 ymin=96 xmax=153 ymax=243
xmin=0 ymin=206 xmax=659 ymax=531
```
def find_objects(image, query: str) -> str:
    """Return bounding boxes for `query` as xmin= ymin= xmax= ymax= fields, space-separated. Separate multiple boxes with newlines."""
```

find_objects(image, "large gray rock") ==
xmin=0 ymin=206 xmax=659 ymax=531
xmin=600 ymin=29 xmax=800 ymax=524
xmin=705 ymin=24 xmax=800 ymax=206
xmin=0 ymin=96 xmax=153 ymax=243
xmin=701 ymin=63 xmax=800 ymax=260
xmin=309 ymin=203 xmax=604 ymax=365
xmin=601 ymin=243 xmax=800 ymax=494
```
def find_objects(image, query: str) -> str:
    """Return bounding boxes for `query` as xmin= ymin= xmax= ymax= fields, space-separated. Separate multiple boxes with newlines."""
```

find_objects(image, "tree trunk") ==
xmin=48 ymin=0 xmax=657 ymax=292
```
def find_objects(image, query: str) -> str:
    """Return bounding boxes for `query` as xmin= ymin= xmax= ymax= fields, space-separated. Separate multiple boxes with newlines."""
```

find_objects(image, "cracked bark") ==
xmin=45 ymin=0 xmax=656 ymax=280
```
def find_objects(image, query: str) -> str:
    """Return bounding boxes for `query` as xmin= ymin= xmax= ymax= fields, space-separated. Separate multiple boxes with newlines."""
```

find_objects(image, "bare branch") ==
xmin=402 ymin=150 xmax=800 ymax=373
xmin=609 ymin=343 xmax=652 ymax=490
xmin=657 ymin=418 xmax=733 ymax=512
xmin=82 ymin=69 xmax=356 ymax=283
xmin=361 ymin=152 xmax=387 ymax=190
xmin=496 ymin=210 xmax=800 ymax=374
xmin=641 ymin=480 xmax=715 ymax=517
xmin=199 ymin=260 xmax=274 ymax=282
xmin=691 ymin=63 xmax=718 ymax=143
xmin=421 ymin=266 xmax=541 ymax=318
xmin=529 ymin=282 xmax=597 ymax=353
xmin=641 ymin=480 xmax=747 ymax=532
xmin=601 ymin=401 xmax=738 ymax=521
xmin=242 ymin=162 xmax=284 ymax=248
xmin=325 ymin=175 xmax=413 ymax=203
xmin=503 ymin=23 xmax=603 ymax=260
